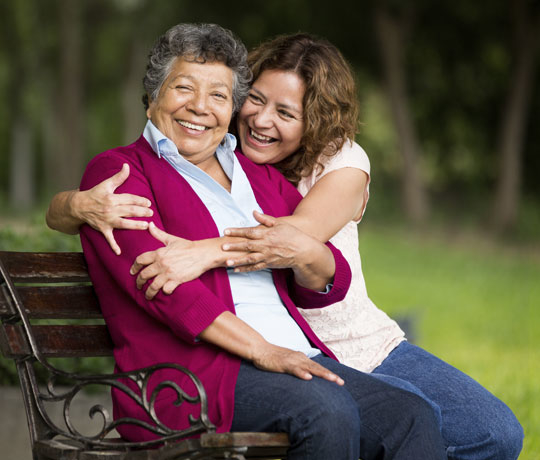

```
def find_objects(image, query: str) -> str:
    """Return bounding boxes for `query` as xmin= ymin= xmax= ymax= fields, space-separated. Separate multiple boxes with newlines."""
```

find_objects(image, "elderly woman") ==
xmin=75 ymin=23 xmax=447 ymax=460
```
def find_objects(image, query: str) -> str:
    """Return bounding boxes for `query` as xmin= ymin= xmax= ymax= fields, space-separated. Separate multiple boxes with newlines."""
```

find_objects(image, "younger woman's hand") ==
xmin=222 ymin=211 xmax=312 ymax=272
xmin=74 ymin=163 xmax=153 ymax=254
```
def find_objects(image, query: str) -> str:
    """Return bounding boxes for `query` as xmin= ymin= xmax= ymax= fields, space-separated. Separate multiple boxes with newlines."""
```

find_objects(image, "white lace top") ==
xmin=297 ymin=140 xmax=405 ymax=372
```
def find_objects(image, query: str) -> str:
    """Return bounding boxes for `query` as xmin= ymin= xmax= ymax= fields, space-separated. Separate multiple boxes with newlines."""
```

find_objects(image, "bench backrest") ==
xmin=0 ymin=251 xmax=112 ymax=360
xmin=0 ymin=251 xmax=216 ymax=452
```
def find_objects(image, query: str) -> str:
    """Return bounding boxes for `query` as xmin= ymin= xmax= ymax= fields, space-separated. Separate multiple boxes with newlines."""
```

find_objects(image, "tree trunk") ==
xmin=9 ymin=114 xmax=34 ymax=210
xmin=491 ymin=0 xmax=539 ymax=233
xmin=122 ymin=35 xmax=148 ymax=145
xmin=374 ymin=4 xmax=429 ymax=225
xmin=55 ymin=0 xmax=84 ymax=191
xmin=7 ymin=0 xmax=37 ymax=210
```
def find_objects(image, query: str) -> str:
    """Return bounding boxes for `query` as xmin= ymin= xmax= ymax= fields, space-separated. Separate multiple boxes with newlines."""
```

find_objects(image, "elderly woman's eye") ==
xmin=279 ymin=109 xmax=294 ymax=119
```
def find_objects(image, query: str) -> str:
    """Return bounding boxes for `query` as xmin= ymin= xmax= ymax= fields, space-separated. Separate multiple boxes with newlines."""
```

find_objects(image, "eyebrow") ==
xmin=251 ymin=87 xmax=302 ymax=115
xmin=171 ymin=73 xmax=231 ymax=91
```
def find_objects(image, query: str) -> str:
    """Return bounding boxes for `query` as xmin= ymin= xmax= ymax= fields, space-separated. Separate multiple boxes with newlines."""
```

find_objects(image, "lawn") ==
xmin=358 ymin=224 xmax=540 ymax=460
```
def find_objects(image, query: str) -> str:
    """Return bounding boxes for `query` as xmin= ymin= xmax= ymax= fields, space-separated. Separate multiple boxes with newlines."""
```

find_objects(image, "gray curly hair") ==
xmin=142 ymin=23 xmax=251 ymax=114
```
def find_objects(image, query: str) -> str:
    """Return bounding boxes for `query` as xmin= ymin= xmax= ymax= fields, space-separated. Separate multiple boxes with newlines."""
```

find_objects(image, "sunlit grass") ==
xmin=359 ymin=224 xmax=540 ymax=460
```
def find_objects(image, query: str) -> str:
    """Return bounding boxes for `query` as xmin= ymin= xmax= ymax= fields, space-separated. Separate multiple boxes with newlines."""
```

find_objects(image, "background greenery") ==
xmin=1 ymin=0 xmax=539 ymax=458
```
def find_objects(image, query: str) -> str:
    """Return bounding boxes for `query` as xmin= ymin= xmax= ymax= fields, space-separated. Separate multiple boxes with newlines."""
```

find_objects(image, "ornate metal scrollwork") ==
xmin=29 ymin=361 xmax=217 ymax=449
xmin=0 ymin=256 xmax=217 ymax=451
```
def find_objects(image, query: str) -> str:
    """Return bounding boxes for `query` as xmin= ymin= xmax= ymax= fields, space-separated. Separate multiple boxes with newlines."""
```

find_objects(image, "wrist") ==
xmin=67 ymin=190 xmax=84 ymax=224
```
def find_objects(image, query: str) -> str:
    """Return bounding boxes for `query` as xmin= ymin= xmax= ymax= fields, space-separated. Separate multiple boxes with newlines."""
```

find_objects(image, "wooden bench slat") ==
xmin=0 ymin=251 xmax=90 ymax=283
xmin=0 ymin=285 xmax=102 ymax=319
xmin=1 ymin=324 xmax=113 ymax=358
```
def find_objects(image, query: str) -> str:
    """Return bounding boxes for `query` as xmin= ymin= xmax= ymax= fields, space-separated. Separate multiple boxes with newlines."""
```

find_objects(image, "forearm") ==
xmin=198 ymin=311 xmax=267 ymax=360
xmin=46 ymin=190 xmax=84 ymax=234
xmin=291 ymin=238 xmax=335 ymax=291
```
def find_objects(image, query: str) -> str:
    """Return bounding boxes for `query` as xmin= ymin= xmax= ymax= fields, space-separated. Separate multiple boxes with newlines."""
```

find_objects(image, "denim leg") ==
xmin=231 ymin=357 xmax=446 ymax=460
xmin=373 ymin=342 xmax=524 ymax=460
xmin=231 ymin=359 xmax=360 ymax=460
xmin=315 ymin=355 xmax=447 ymax=460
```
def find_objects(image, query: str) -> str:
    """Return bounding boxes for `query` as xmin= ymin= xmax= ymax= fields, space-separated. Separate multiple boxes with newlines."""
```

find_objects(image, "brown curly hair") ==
xmin=247 ymin=33 xmax=359 ymax=185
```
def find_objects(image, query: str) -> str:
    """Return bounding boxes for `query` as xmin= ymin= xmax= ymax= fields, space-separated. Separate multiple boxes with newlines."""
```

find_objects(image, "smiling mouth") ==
xmin=178 ymin=120 xmax=208 ymax=131
xmin=249 ymin=129 xmax=276 ymax=144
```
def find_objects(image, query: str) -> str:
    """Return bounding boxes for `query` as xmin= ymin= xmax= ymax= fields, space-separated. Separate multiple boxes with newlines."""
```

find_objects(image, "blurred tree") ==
xmin=374 ymin=1 xmax=429 ymax=225
xmin=54 ymin=0 xmax=85 ymax=191
xmin=5 ymin=0 xmax=41 ymax=210
xmin=491 ymin=0 xmax=540 ymax=232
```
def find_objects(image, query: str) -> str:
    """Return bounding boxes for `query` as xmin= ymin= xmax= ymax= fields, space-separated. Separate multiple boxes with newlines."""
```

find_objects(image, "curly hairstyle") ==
xmin=248 ymin=33 xmax=359 ymax=184
xmin=142 ymin=23 xmax=252 ymax=114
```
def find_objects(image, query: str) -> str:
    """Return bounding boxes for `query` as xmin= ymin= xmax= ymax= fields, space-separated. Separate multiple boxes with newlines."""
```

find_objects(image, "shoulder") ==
xmin=323 ymin=140 xmax=370 ymax=175
xmin=81 ymin=136 xmax=156 ymax=190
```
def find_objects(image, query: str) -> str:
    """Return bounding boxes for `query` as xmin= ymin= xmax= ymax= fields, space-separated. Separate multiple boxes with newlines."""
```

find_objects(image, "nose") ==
xmin=252 ymin=106 xmax=273 ymax=129
xmin=186 ymin=91 xmax=208 ymax=115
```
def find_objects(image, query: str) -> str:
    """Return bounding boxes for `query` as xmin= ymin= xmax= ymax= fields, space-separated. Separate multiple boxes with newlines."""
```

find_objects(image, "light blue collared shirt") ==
xmin=143 ymin=121 xmax=319 ymax=357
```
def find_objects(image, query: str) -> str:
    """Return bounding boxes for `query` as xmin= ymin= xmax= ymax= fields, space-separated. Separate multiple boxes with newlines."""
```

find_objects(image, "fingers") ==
xmin=253 ymin=210 xmax=276 ymax=227
xmin=104 ymin=229 xmax=122 ymax=256
xmin=223 ymin=226 xmax=265 ymax=239
xmin=130 ymin=251 xmax=155 ymax=276
xmin=307 ymin=362 xmax=345 ymax=386
xmin=108 ymin=163 xmax=130 ymax=190
xmin=148 ymin=221 xmax=174 ymax=245
xmin=115 ymin=194 xmax=153 ymax=210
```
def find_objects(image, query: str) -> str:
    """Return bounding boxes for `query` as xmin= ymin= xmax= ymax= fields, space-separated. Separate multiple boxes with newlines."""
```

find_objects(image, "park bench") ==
xmin=0 ymin=251 xmax=290 ymax=460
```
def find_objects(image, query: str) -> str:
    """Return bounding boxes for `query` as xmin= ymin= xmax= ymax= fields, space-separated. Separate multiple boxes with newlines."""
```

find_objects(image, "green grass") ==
xmin=359 ymin=224 xmax=540 ymax=460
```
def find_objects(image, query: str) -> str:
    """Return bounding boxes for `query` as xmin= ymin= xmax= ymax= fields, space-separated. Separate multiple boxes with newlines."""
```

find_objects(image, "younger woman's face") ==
xmin=237 ymin=69 xmax=305 ymax=164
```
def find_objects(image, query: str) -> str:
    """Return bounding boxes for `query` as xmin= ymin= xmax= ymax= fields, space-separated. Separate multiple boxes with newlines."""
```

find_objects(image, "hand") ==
xmin=253 ymin=343 xmax=344 ymax=385
xmin=130 ymin=223 xmax=216 ymax=300
xmin=74 ymin=163 xmax=153 ymax=255
xmin=222 ymin=211 xmax=312 ymax=272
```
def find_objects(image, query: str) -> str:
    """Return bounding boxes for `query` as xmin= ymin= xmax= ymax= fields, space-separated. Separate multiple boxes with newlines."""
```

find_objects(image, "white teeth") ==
xmin=250 ymin=129 xmax=273 ymax=142
xmin=179 ymin=120 xmax=206 ymax=131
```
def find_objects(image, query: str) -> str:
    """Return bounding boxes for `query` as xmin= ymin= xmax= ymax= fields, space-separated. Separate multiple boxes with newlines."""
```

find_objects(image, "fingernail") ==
xmin=226 ymin=260 xmax=234 ymax=266
xmin=223 ymin=244 xmax=229 ymax=250
xmin=224 ymin=229 xmax=230 ymax=235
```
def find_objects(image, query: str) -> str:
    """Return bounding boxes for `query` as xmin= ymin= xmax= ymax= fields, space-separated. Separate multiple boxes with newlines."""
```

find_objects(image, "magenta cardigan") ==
xmin=79 ymin=136 xmax=351 ymax=442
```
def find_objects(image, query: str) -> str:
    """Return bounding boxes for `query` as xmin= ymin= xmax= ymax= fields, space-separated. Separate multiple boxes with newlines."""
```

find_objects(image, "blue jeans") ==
xmin=231 ymin=355 xmax=447 ymax=460
xmin=372 ymin=342 xmax=524 ymax=460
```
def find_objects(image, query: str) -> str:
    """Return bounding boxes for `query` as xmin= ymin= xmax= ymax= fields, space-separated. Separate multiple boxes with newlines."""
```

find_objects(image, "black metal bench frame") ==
xmin=0 ymin=251 xmax=289 ymax=459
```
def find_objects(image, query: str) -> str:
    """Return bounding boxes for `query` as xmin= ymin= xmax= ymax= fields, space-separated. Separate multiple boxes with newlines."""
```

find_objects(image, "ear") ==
xmin=146 ymin=95 xmax=154 ymax=119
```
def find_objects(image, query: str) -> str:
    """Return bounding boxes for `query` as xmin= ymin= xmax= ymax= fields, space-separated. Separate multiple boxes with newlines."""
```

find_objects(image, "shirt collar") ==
xmin=142 ymin=119 xmax=237 ymax=164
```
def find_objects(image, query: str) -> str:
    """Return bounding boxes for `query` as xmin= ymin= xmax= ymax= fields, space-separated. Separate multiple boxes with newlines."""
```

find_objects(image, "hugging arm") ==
xmin=46 ymin=163 xmax=153 ymax=255
xmin=223 ymin=166 xmax=368 ymax=269
xmin=80 ymin=156 xmax=343 ymax=384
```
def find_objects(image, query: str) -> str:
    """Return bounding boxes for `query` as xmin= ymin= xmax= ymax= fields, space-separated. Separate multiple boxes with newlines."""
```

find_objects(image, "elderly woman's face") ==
xmin=146 ymin=58 xmax=234 ymax=167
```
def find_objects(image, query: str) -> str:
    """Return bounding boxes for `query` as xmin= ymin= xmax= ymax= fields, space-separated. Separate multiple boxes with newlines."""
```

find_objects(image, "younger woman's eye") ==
xmin=249 ymin=93 xmax=263 ymax=103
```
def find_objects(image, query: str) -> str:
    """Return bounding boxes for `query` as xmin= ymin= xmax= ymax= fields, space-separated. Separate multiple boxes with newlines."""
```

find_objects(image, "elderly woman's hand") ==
xmin=130 ymin=223 xmax=246 ymax=299
xmin=73 ymin=163 xmax=153 ymax=254
xmin=253 ymin=343 xmax=344 ymax=385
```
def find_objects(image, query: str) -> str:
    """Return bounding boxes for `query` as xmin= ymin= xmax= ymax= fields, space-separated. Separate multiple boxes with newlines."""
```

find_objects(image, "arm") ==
xmin=199 ymin=311 xmax=343 ymax=385
xmin=221 ymin=167 xmax=367 ymax=274
xmin=279 ymin=167 xmax=368 ymax=242
xmin=46 ymin=163 xmax=153 ymax=255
